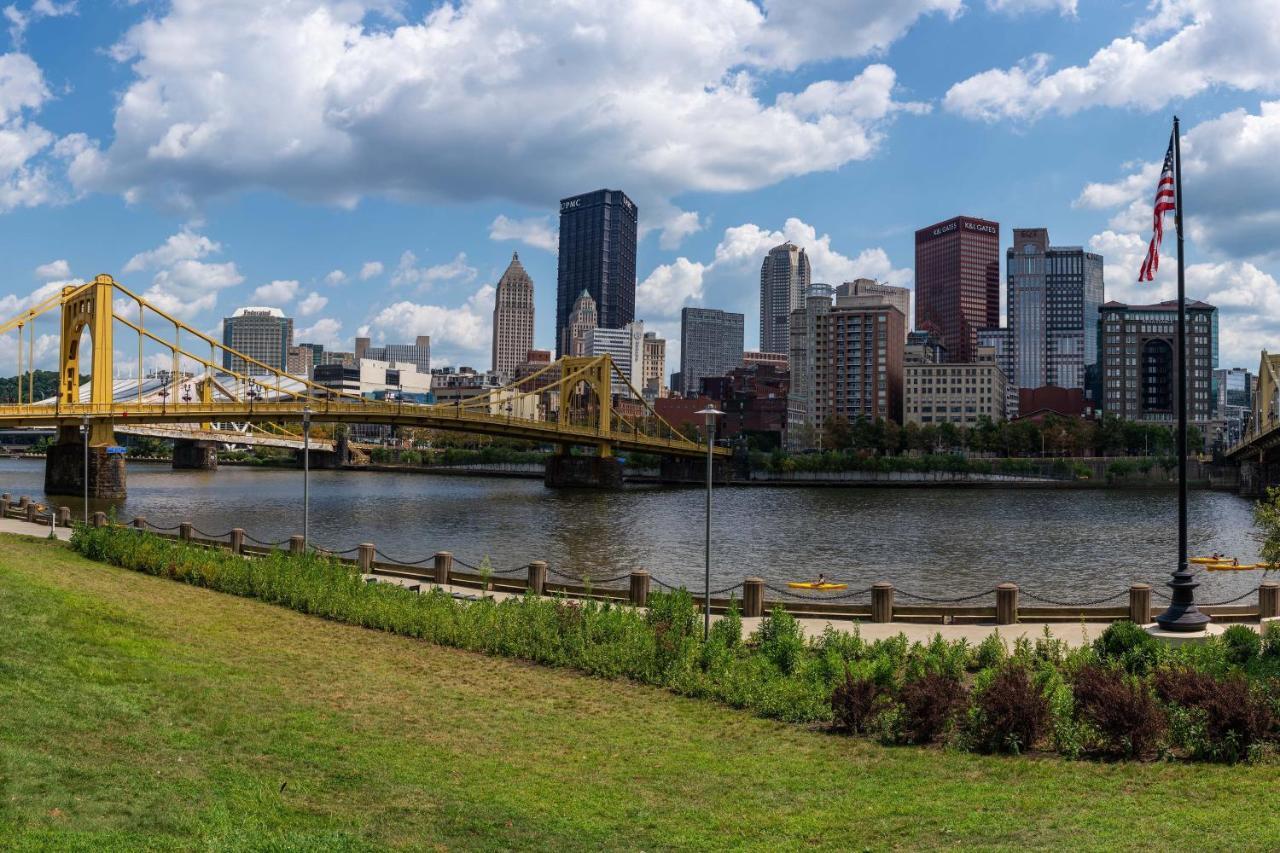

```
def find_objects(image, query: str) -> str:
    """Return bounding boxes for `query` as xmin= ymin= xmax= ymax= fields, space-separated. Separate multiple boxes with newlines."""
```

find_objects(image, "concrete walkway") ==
xmin=0 ymin=516 xmax=71 ymax=541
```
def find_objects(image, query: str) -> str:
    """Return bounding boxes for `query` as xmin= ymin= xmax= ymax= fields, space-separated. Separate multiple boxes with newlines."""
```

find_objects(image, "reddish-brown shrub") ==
xmin=898 ymin=673 xmax=967 ymax=744
xmin=1153 ymin=667 xmax=1274 ymax=762
xmin=1072 ymin=665 xmax=1165 ymax=758
xmin=970 ymin=665 xmax=1047 ymax=754
xmin=831 ymin=668 xmax=881 ymax=734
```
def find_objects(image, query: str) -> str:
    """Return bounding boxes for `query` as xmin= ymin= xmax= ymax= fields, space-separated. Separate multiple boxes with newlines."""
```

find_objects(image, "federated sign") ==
xmin=106 ymin=446 xmax=127 ymax=455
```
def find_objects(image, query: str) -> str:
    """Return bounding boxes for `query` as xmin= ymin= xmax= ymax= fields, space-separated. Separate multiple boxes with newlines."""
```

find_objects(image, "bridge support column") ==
xmin=658 ymin=456 xmax=731 ymax=485
xmin=1240 ymin=460 xmax=1262 ymax=497
xmin=544 ymin=454 xmax=624 ymax=489
xmin=44 ymin=428 xmax=126 ymax=500
xmin=172 ymin=439 xmax=218 ymax=470
xmin=297 ymin=449 xmax=341 ymax=469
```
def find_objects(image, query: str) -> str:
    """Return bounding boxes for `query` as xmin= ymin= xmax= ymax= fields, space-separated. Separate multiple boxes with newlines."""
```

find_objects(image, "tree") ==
xmin=1255 ymin=487 xmax=1280 ymax=568
xmin=822 ymin=415 xmax=852 ymax=451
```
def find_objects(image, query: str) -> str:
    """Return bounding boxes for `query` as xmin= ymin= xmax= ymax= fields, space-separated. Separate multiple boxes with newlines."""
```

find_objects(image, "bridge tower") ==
xmin=545 ymin=355 xmax=624 ymax=488
xmin=45 ymin=274 xmax=127 ymax=498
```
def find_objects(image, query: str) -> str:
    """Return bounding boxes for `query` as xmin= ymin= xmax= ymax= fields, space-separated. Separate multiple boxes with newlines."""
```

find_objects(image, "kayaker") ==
xmin=814 ymin=573 xmax=827 ymax=586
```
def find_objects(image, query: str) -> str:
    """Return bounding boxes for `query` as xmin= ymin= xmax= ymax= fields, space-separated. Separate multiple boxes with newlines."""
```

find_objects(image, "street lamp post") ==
xmin=302 ymin=404 xmax=311 ymax=549
xmin=81 ymin=415 xmax=89 ymax=526
xmin=695 ymin=404 xmax=724 ymax=640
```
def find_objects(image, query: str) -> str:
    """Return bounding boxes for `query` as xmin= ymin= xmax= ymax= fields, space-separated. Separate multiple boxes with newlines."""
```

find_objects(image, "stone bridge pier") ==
xmin=44 ymin=425 xmax=127 ymax=499
xmin=657 ymin=455 xmax=732 ymax=485
xmin=172 ymin=439 xmax=218 ymax=470
xmin=544 ymin=453 xmax=624 ymax=488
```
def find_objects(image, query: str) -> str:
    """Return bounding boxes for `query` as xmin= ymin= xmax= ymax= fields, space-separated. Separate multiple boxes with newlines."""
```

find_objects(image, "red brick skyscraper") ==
xmin=914 ymin=216 xmax=1000 ymax=361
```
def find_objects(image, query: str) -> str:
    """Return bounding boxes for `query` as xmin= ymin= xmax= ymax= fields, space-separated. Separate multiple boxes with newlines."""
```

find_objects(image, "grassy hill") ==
xmin=3 ymin=533 xmax=1280 ymax=850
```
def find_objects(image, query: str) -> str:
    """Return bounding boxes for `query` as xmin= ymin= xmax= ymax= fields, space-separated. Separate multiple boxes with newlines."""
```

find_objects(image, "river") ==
xmin=0 ymin=457 xmax=1267 ymax=605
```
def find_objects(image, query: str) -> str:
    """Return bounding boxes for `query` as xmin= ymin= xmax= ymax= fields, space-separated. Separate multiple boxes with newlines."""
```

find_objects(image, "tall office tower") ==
xmin=680 ymin=307 xmax=745 ymax=397
xmin=566 ymin=290 xmax=597 ymax=357
xmin=914 ymin=215 xmax=1000 ymax=361
xmin=759 ymin=241 xmax=811 ymax=354
xmin=787 ymin=289 xmax=834 ymax=448
xmin=286 ymin=345 xmax=313 ymax=378
xmin=642 ymin=331 xmax=667 ymax=400
xmin=1100 ymin=299 xmax=1218 ymax=426
xmin=491 ymin=252 xmax=535 ymax=379
xmin=1006 ymin=228 xmax=1104 ymax=393
xmin=222 ymin=307 xmax=293 ymax=375
xmin=835 ymin=278 xmax=911 ymax=333
xmin=1214 ymin=367 xmax=1254 ymax=445
xmin=556 ymin=189 xmax=638 ymax=356
xmin=976 ymin=327 xmax=1017 ymax=418
xmin=585 ymin=321 xmax=646 ymax=396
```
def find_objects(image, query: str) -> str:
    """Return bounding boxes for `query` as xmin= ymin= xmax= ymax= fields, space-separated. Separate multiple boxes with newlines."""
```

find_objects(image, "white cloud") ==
xmin=5 ymin=1 xmax=76 ymax=47
xmin=0 ymin=51 xmax=68 ymax=213
xmin=489 ymin=214 xmax=557 ymax=252
xmin=296 ymin=316 xmax=343 ymax=347
xmin=297 ymin=290 xmax=328 ymax=316
xmin=142 ymin=259 xmax=244 ymax=319
xmin=657 ymin=210 xmax=703 ymax=251
xmin=250 ymin=279 xmax=299 ymax=305
xmin=390 ymin=250 xmax=476 ymax=290
xmin=637 ymin=258 xmax=707 ymax=317
xmin=358 ymin=260 xmax=383 ymax=280
xmin=69 ymin=0 xmax=931 ymax=215
xmin=1077 ymin=102 xmax=1280 ymax=261
xmin=945 ymin=0 xmax=1280 ymax=121
xmin=365 ymin=284 xmax=495 ymax=365
xmin=985 ymin=0 xmax=1076 ymax=15
xmin=33 ymin=257 xmax=68 ymax=280
xmin=323 ymin=268 xmax=346 ymax=285
xmin=123 ymin=227 xmax=219 ymax=272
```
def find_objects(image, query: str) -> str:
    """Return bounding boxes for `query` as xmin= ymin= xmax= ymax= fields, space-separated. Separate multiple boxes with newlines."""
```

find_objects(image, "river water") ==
xmin=0 ymin=458 xmax=1267 ymax=605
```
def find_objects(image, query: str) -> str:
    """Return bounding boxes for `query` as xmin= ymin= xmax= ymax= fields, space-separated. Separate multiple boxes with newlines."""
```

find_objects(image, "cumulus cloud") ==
xmin=945 ymin=0 xmax=1280 ymax=121
xmin=390 ymin=250 xmax=476 ymax=290
xmin=358 ymin=260 xmax=383 ymax=280
xmin=0 ymin=51 xmax=72 ymax=213
xmin=250 ymin=279 xmax=299 ymax=305
xmin=122 ymin=227 xmax=243 ymax=319
xmin=67 ymin=0 xmax=931 ymax=217
xmin=5 ymin=1 xmax=76 ymax=47
xmin=985 ymin=0 xmax=1076 ymax=15
xmin=323 ymin=268 xmax=346 ymax=285
xmin=297 ymin=290 xmax=328 ymax=316
xmin=364 ymin=284 xmax=495 ymax=366
xmin=489 ymin=214 xmax=557 ymax=252
xmin=34 ymin=257 xmax=68 ymax=280
xmin=123 ymin=227 xmax=220 ymax=272
xmin=295 ymin=316 xmax=343 ymax=347
xmin=637 ymin=258 xmax=707 ymax=316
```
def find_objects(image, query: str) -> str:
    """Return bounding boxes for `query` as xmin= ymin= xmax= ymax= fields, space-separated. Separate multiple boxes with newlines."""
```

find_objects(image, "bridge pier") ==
xmin=172 ymin=439 xmax=218 ymax=470
xmin=544 ymin=454 xmax=624 ymax=489
xmin=44 ymin=429 xmax=126 ymax=500
xmin=658 ymin=455 xmax=732 ymax=485
xmin=296 ymin=448 xmax=342 ymax=469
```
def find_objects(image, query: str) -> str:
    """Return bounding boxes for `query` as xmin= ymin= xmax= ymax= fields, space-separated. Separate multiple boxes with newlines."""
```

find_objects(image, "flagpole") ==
xmin=1156 ymin=114 xmax=1209 ymax=632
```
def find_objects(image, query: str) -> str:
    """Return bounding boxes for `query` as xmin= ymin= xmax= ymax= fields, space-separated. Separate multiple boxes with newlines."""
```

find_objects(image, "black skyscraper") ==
xmin=556 ymin=189 xmax=638 ymax=356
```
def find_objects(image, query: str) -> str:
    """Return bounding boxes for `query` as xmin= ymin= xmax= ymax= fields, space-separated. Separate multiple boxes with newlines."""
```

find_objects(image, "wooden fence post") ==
xmin=289 ymin=535 xmax=305 ymax=556
xmin=996 ymin=583 xmax=1018 ymax=625
xmin=528 ymin=560 xmax=547 ymax=595
xmin=92 ymin=511 xmax=106 ymax=528
xmin=872 ymin=581 xmax=894 ymax=623
xmin=1260 ymin=581 xmax=1280 ymax=621
xmin=25 ymin=503 xmax=37 ymax=523
xmin=179 ymin=522 xmax=193 ymax=542
xmin=229 ymin=528 xmax=245 ymax=554
xmin=132 ymin=516 xmax=146 ymax=530
xmin=743 ymin=577 xmax=765 ymax=618
xmin=629 ymin=570 xmax=650 ymax=607
xmin=57 ymin=506 xmax=70 ymax=527
xmin=1129 ymin=583 xmax=1152 ymax=625
xmin=433 ymin=551 xmax=452 ymax=585
xmin=358 ymin=543 xmax=375 ymax=573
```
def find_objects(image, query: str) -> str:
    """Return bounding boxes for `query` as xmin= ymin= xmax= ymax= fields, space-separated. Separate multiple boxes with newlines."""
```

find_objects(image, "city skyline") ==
xmin=0 ymin=2 xmax=1274 ymax=377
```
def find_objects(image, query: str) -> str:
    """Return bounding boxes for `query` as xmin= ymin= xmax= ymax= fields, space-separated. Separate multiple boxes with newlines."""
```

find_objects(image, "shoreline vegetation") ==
xmin=68 ymin=500 xmax=1280 ymax=764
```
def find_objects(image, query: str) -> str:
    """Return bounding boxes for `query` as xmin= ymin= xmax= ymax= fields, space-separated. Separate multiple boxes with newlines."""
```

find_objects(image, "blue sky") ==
xmin=1 ymin=0 xmax=1278 ymax=377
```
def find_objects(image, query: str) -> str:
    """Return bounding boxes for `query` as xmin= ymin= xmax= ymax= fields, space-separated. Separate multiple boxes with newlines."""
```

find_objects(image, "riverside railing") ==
xmin=10 ymin=493 xmax=1278 ymax=627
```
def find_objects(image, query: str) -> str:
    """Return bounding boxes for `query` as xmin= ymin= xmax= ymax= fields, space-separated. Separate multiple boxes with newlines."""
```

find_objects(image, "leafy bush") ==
xmin=971 ymin=632 xmax=1006 ymax=671
xmin=967 ymin=664 xmax=1048 ymax=754
xmin=1094 ymin=621 xmax=1163 ymax=675
xmin=1222 ymin=625 xmax=1262 ymax=667
xmin=893 ymin=673 xmax=966 ymax=745
xmin=1263 ymin=622 xmax=1280 ymax=660
xmin=1154 ymin=668 xmax=1274 ymax=762
xmin=753 ymin=605 xmax=806 ymax=675
xmin=1071 ymin=664 xmax=1165 ymax=758
xmin=831 ymin=667 xmax=882 ymax=734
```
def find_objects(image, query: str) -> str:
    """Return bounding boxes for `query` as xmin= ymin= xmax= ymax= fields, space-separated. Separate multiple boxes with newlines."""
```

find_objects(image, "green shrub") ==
xmin=1262 ymin=622 xmax=1280 ymax=659
xmin=1094 ymin=621 xmax=1163 ymax=675
xmin=753 ymin=605 xmax=806 ymax=675
xmin=971 ymin=632 xmax=1006 ymax=671
xmin=1222 ymin=625 xmax=1262 ymax=667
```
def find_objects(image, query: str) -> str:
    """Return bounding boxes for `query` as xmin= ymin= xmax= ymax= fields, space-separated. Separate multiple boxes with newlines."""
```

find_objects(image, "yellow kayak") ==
xmin=787 ymin=581 xmax=848 ymax=591
xmin=1191 ymin=556 xmax=1226 ymax=564
xmin=1206 ymin=563 xmax=1263 ymax=571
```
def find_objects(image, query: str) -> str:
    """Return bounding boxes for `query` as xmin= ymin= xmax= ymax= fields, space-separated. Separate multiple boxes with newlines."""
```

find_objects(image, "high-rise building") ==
xmin=222 ymin=307 xmax=293 ymax=375
xmin=1006 ymin=228 xmax=1104 ymax=394
xmin=905 ymin=329 xmax=947 ymax=365
xmin=566 ymin=290 xmax=597 ymax=357
xmin=1100 ymin=299 xmax=1218 ymax=425
xmin=585 ymin=321 xmax=645 ymax=396
xmin=354 ymin=336 xmax=431 ymax=374
xmin=680 ymin=307 xmax=744 ymax=397
xmin=286 ymin=345 xmax=313 ymax=378
xmin=976 ymin=327 xmax=1017 ymax=419
xmin=905 ymin=347 xmax=1008 ymax=427
xmin=914 ymin=216 xmax=1000 ymax=362
xmin=836 ymin=279 xmax=911 ymax=334
xmin=491 ymin=252 xmax=535 ymax=379
xmin=759 ymin=242 xmax=811 ymax=354
xmin=1214 ymin=367 xmax=1253 ymax=446
xmin=642 ymin=331 xmax=667 ymax=400
xmin=556 ymin=189 xmax=638 ymax=355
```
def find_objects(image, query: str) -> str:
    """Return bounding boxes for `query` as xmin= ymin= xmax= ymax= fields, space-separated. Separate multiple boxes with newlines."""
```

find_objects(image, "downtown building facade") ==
xmin=491 ymin=252 xmax=535 ymax=379
xmin=1005 ymin=228 xmax=1104 ymax=394
xmin=642 ymin=331 xmax=667 ymax=400
xmin=556 ymin=189 xmax=637 ymax=356
xmin=905 ymin=347 xmax=1008 ymax=427
xmin=680 ymin=307 xmax=745 ymax=397
xmin=354 ymin=336 xmax=431 ymax=374
xmin=759 ymin=241 xmax=811 ymax=354
xmin=914 ymin=216 xmax=1000 ymax=362
xmin=222 ymin=307 xmax=293 ymax=375
xmin=585 ymin=322 xmax=646 ymax=397
xmin=565 ymin=290 xmax=598 ymax=357
xmin=1213 ymin=367 xmax=1254 ymax=447
xmin=836 ymin=279 xmax=911 ymax=336
xmin=1100 ymin=299 xmax=1218 ymax=426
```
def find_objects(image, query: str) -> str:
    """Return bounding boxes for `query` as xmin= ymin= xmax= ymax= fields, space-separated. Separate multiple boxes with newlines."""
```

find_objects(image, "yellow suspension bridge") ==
xmin=0 ymin=274 xmax=726 ymax=497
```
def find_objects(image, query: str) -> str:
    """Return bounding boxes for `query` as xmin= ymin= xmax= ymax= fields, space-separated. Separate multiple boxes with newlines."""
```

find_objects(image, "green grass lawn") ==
xmin=2 ymin=534 xmax=1279 ymax=851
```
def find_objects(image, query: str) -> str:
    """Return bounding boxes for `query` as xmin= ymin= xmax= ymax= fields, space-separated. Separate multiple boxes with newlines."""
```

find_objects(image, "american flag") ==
xmin=1138 ymin=132 xmax=1176 ymax=281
